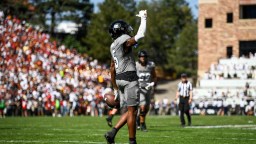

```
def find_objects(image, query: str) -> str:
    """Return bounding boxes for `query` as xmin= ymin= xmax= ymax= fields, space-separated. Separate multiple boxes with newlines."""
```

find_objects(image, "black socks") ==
xmin=107 ymin=115 xmax=113 ymax=120
xmin=111 ymin=127 xmax=118 ymax=136
xmin=129 ymin=138 xmax=137 ymax=144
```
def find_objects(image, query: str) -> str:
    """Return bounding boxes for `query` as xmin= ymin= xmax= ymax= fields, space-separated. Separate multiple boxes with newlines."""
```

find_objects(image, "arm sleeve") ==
xmin=134 ymin=17 xmax=146 ymax=42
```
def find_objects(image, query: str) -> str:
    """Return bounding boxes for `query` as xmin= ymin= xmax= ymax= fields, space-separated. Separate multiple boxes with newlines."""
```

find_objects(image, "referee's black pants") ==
xmin=179 ymin=96 xmax=191 ymax=125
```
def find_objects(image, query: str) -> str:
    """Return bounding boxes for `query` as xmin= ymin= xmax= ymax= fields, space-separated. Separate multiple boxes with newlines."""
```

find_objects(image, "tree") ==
xmin=24 ymin=0 xmax=93 ymax=53
xmin=135 ymin=0 xmax=197 ymax=77
xmin=85 ymin=0 xmax=197 ymax=77
xmin=168 ymin=21 xmax=198 ymax=76
xmin=137 ymin=0 xmax=193 ymax=66
xmin=62 ymin=35 xmax=82 ymax=52
xmin=84 ymin=0 xmax=136 ymax=62
xmin=30 ymin=0 xmax=93 ymax=36
xmin=0 ymin=0 xmax=33 ymax=20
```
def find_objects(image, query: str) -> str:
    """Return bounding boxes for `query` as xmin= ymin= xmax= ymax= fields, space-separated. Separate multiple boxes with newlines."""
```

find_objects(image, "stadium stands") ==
xmin=199 ymin=80 xmax=256 ymax=88
xmin=203 ymin=56 xmax=256 ymax=80
xmin=0 ymin=14 xmax=111 ymax=117
xmin=193 ymin=56 xmax=256 ymax=116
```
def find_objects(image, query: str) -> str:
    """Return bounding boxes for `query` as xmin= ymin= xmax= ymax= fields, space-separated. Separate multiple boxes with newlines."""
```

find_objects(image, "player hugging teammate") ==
xmin=104 ymin=10 xmax=147 ymax=144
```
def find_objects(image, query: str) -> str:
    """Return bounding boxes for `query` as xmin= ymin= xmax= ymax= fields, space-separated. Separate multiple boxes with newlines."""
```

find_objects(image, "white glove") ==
xmin=145 ymin=82 xmax=155 ymax=90
xmin=114 ymin=89 xmax=120 ymax=101
xmin=136 ymin=10 xmax=147 ymax=19
xmin=135 ymin=10 xmax=147 ymax=42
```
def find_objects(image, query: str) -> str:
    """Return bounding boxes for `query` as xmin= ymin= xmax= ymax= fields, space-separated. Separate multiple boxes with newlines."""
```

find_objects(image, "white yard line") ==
xmin=186 ymin=124 xmax=256 ymax=129
xmin=0 ymin=140 xmax=41 ymax=143
xmin=0 ymin=140 xmax=130 ymax=144
xmin=214 ymin=138 xmax=256 ymax=141
xmin=0 ymin=133 xmax=98 ymax=136
xmin=139 ymin=135 xmax=256 ymax=141
xmin=0 ymin=140 xmax=106 ymax=144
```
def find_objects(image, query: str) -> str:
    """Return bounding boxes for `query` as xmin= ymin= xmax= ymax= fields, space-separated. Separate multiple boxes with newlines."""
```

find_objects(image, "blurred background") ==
xmin=0 ymin=0 xmax=255 ymax=118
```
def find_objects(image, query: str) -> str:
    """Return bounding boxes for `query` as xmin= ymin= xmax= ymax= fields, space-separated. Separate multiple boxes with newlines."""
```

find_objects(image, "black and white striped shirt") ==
xmin=178 ymin=81 xmax=193 ymax=97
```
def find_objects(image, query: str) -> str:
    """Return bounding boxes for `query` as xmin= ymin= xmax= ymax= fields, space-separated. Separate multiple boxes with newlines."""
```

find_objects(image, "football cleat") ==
xmin=104 ymin=131 xmax=115 ymax=144
xmin=140 ymin=123 xmax=148 ymax=132
xmin=106 ymin=117 xmax=113 ymax=127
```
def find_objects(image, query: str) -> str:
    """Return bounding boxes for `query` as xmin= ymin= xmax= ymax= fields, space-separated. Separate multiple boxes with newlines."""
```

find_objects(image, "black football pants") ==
xmin=179 ymin=96 xmax=191 ymax=125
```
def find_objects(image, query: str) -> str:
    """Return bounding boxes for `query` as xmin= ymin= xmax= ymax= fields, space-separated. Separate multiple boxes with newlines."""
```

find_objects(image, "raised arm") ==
xmin=124 ymin=10 xmax=147 ymax=52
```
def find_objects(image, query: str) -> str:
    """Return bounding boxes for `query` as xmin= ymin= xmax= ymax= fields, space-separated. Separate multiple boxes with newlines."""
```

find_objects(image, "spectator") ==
xmin=0 ymin=15 xmax=111 ymax=117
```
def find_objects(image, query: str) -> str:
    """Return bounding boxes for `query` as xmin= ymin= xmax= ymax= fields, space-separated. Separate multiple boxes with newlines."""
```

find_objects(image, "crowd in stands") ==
xmin=192 ymin=86 xmax=256 ymax=116
xmin=151 ymin=85 xmax=256 ymax=116
xmin=149 ymin=98 xmax=178 ymax=116
xmin=0 ymin=13 xmax=112 ymax=117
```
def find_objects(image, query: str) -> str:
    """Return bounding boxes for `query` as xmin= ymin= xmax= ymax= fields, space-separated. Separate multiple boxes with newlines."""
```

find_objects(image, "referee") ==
xmin=175 ymin=73 xmax=193 ymax=127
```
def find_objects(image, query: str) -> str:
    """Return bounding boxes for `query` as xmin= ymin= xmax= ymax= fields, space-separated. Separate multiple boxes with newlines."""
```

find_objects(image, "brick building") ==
xmin=198 ymin=0 xmax=256 ymax=77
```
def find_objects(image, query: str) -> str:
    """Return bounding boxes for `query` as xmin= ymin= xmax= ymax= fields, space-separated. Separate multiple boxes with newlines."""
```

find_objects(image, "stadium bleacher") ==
xmin=199 ymin=80 xmax=256 ymax=88
xmin=193 ymin=56 xmax=256 ymax=116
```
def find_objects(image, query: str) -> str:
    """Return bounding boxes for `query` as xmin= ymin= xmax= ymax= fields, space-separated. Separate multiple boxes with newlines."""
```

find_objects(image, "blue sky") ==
xmin=92 ymin=0 xmax=198 ymax=18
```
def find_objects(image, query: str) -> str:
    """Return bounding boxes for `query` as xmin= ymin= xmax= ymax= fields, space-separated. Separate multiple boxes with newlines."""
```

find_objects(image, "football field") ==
xmin=0 ymin=116 xmax=255 ymax=144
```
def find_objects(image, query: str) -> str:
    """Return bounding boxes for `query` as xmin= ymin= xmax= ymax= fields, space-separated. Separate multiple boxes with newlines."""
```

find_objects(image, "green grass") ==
xmin=0 ymin=116 xmax=256 ymax=144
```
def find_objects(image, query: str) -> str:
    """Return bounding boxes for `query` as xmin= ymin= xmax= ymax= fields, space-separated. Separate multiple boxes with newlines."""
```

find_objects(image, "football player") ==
xmin=136 ymin=50 xmax=157 ymax=132
xmin=104 ymin=10 xmax=147 ymax=144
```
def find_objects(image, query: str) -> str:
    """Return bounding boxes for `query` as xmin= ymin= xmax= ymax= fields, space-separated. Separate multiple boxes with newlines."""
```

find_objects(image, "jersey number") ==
xmin=139 ymin=73 xmax=151 ymax=81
